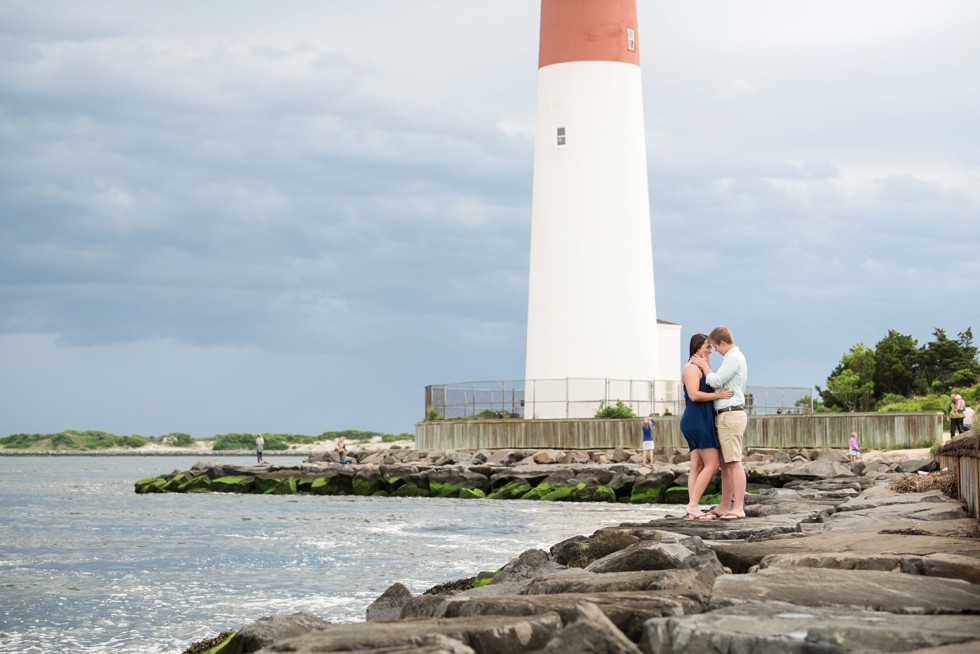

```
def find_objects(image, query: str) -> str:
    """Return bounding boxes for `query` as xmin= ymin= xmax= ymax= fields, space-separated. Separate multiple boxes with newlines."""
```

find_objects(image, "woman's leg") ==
xmin=690 ymin=447 xmax=720 ymax=508
xmin=715 ymin=464 xmax=734 ymax=515
xmin=686 ymin=450 xmax=703 ymax=509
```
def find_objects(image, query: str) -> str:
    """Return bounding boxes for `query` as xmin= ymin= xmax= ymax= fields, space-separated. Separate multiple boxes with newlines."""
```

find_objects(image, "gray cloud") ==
xmin=1 ymin=1 xmax=978 ymax=435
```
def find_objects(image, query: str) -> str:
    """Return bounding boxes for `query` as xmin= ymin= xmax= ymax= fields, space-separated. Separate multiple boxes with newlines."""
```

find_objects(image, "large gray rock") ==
xmin=637 ymin=512 xmax=812 ymax=545
xmin=551 ymin=529 xmax=642 ymax=569
xmin=584 ymin=541 xmax=696 ymax=574
xmin=525 ymin=552 xmax=724 ymax=600
xmin=225 ymin=612 xmax=331 ymax=653
xmin=894 ymin=458 xmax=938 ymax=473
xmin=812 ymin=449 xmax=850 ymax=463
xmin=426 ymin=467 xmax=492 ymax=494
xmin=641 ymin=601 xmax=980 ymax=654
xmin=254 ymin=613 xmax=563 ymax=654
xmin=538 ymin=601 xmax=642 ymax=654
xmin=366 ymin=582 xmax=414 ymax=622
xmin=399 ymin=591 xmax=698 ymax=643
xmin=756 ymin=552 xmax=980 ymax=584
xmin=711 ymin=567 xmax=980 ymax=614
xmin=782 ymin=460 xmax=858 ymax=481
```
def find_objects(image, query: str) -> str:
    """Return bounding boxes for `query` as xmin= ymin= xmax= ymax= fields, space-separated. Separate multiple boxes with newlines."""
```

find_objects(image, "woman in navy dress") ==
xmin=680 ymin=333 xmax=733 ymax=519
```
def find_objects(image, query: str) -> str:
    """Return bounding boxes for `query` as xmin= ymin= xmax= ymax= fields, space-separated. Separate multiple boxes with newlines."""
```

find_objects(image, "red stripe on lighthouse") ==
xmin=539 ymin=0 xmax=640 ymax=68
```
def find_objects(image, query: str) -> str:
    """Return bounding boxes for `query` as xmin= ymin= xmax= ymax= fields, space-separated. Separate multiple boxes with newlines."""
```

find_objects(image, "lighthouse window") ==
xmin=627 ymin=28 xmax=635 ymax=51
xmin=556 ymin=126 xmax=566 ymax=147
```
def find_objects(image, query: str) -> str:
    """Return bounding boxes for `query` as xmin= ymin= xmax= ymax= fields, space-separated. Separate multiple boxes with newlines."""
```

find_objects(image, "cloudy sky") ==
xmin=1 ymin=1 xmax=978 ymax=437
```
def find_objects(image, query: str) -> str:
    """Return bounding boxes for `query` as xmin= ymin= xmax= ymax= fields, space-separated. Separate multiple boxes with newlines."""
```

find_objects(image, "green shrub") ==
xmin=50 ymin=432 xmax=80 ymax=449
xmin=212 ymin=433 xmax=289 ymax=451
xmin=163 ymin=432 xmax=194 ymax=447
xmin=595 ymin=401 xmax=636 ymax=419
xmin=118 ymin=435 xmax=148 ymax=448
xmin=382 ymin=432 xmax=414 ymax=443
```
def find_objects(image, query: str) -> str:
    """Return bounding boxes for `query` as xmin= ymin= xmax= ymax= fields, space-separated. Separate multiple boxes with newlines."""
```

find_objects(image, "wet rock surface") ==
xmin=182 ymin=453 xmax=980 ymax=654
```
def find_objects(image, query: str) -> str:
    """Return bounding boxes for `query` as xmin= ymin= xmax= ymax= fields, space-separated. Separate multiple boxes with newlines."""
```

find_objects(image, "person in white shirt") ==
xmin=963 ymin=404 xmax=975 ymax=433
xmin=694 ymin=325 xmax=748 ymax=520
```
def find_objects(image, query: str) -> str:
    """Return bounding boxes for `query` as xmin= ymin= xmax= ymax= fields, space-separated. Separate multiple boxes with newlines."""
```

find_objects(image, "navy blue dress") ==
xmin=680 ymin=368 xmax=721 ymax=451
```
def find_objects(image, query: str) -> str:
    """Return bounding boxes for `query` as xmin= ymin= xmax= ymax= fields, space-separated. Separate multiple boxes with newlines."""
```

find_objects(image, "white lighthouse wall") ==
xmin=525 ymin=60 xmax=660 ymax=418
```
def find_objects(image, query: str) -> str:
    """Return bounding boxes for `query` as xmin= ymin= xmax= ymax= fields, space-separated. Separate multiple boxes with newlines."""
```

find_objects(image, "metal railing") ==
xmin=425 ymin=379 xmax=813 ymax=420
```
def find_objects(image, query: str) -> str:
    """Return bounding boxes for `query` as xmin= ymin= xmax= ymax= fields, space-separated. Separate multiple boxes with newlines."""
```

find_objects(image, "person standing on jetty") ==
xmin=255 ymin=433 xmax=265 ymax=464
xmin=694 ymin=326 xmax=748 ymax=520
xmin=640 ymin=415 xmax=656 ymax=465
xmin=337 ymin=435 xmax=349 ymax=464
xmin=849 ymin=432 xmax=860 ymax=461
xmin=680 ymin=333 xmax=734 ymax=520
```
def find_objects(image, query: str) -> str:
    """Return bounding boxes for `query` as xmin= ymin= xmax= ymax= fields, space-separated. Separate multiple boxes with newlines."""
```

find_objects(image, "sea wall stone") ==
xmin=185 ymin=462 xmax=980 ymax=654
xmin=137 ymin=448 xmax=937 ymax=506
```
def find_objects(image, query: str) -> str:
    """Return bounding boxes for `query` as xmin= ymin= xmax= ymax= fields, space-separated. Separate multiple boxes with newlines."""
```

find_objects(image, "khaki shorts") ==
xmin=716 ymin=410 xmax=747 ymax=463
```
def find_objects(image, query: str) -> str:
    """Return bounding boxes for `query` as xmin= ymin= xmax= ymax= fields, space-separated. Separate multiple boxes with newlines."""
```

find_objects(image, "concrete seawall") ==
xmin=416 ymin=412 xmax=943 ymax=451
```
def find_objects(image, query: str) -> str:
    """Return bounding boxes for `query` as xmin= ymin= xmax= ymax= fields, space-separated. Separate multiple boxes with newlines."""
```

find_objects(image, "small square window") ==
xmin=556 ymin=126 xmax=566 ymax=147
xmin=627 ymin=28 xmax=635 ymax=51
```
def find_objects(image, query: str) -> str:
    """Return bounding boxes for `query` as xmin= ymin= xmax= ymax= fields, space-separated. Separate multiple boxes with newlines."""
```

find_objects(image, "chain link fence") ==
xmin=425 ymin=379 xmax=813 ymax=420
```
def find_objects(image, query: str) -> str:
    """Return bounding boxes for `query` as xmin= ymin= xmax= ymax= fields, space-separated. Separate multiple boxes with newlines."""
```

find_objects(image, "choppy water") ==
xmin=0 ymin=456 xmax=673 ymax=653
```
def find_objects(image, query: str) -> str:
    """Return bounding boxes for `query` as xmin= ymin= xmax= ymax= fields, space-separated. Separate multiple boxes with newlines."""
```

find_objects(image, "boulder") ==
xmin=401 ymin=591 xmax=699 ymax=643
xmin=812 ymin=448 xmax=850 ymax=463
xmin=224 ymin=612 xmax=330 ymax=654
xmin=756 ymin=552 xmax=980 ymax=584
xmin=894 ymin=458 xmax=939 ymax=473
xmin=537 ymin=601 xmax=642 ymax=654
xmin=352 ymin=467 xmax=388 ymax=496
xmin=359 ymin=450 xmax=397 ymax=465
xmin=258 ymin=613 xmax=564 ymax=654
xmin=551 ymin=529 xmax=643 ymax=569
xmin=711 ymin=567 xmax=980 ymax=614
xmin=781 ymin=460 xmax=858 ymax=481
xmin=641 ymin=601 xmax=980 ymax=654
xmin=366 ymin=582 xmax=414 ymax=622
xmin=488 ymin=548 xmax=563 ymax=587
xmin=532 ymin=450 xmax=566 ymax=464
xmin=628 ymin=470 xmax=675 ymax=504
xmin=559 ymin=451 xmax=591 ymax=465
xmin=426 ymin=467 xmax=492 ymax=497
xmin=584 ymin=541 xmax=696 ymax=574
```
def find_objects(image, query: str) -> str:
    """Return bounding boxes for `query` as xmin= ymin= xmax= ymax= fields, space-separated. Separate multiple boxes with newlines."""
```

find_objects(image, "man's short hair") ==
xmin=709 ymin=326 xmax=734 ymax=345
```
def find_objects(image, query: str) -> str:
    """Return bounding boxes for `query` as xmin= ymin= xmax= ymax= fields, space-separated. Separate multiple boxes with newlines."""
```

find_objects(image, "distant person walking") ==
xmin=337 ymin=436 xmax=349 ymax=464
xmin=680 ymin=333 xmax=734 ymax=520
xmin=963 ymin=403 xmax=975 ymax=434
xmin=255 ymin=433 xmax=265 ymax=464
xmin=849 ymin=432 xmax=860 ymax=462
xmin=640 ymin=415 xmax=656 ymax=465
xmin=695 ymin=326 xmax=748 ymax=520
xmin=948 ymin=393 xmax=965 ymax=437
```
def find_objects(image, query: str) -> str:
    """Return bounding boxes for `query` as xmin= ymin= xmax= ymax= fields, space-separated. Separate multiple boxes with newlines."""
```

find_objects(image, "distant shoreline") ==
xmin=0 ymin=438 xmax=415 ymax=457
xmin=0 ymin=450 xmax=308 ymax=456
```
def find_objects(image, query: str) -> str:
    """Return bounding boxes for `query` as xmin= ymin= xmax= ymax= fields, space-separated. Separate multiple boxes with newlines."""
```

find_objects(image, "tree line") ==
xmin=817 ymin=327 xmax=980 ymax=412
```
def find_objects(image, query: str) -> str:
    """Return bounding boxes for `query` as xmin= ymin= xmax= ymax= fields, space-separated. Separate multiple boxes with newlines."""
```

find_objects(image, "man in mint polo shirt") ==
xmin=704 ymin=326 xmax=748 ymax=520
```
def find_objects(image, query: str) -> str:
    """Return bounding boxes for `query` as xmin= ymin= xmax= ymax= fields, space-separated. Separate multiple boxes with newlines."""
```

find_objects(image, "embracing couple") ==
xmin=679 ymin=326 xmax=749 ymax=521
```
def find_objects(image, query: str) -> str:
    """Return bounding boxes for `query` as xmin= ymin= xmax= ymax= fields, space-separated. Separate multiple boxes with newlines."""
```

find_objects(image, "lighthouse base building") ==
xmin=523 ymin=0 xmax=680 ymax=419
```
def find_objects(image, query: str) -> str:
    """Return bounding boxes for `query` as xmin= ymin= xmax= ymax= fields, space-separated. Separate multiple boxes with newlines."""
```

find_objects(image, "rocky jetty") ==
xmin=137 ymin=446 xmax=942 ymax=504
xmin=169 ymin=447 xmax=980 ymax=654
xmin=185 ymin=466 xmax=980 ymax=654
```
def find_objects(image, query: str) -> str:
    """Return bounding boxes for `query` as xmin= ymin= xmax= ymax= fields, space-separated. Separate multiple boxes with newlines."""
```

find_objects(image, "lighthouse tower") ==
xmin=524 ymin=0 xmax=665 ymax=419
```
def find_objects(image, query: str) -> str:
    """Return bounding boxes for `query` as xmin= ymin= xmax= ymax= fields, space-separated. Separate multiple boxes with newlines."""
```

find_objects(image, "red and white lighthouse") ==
xmin=524 ymin=0 xmax=673 ymax=418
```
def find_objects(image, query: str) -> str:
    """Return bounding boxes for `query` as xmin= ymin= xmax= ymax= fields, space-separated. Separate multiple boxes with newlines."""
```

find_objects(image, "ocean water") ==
xmin=0 ymin=456 xmax=673 ymax=653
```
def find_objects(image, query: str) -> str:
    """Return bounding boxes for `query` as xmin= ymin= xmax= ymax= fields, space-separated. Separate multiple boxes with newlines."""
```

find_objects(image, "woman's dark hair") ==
xmin=689 ymin=333 xmax=709 ymax=358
